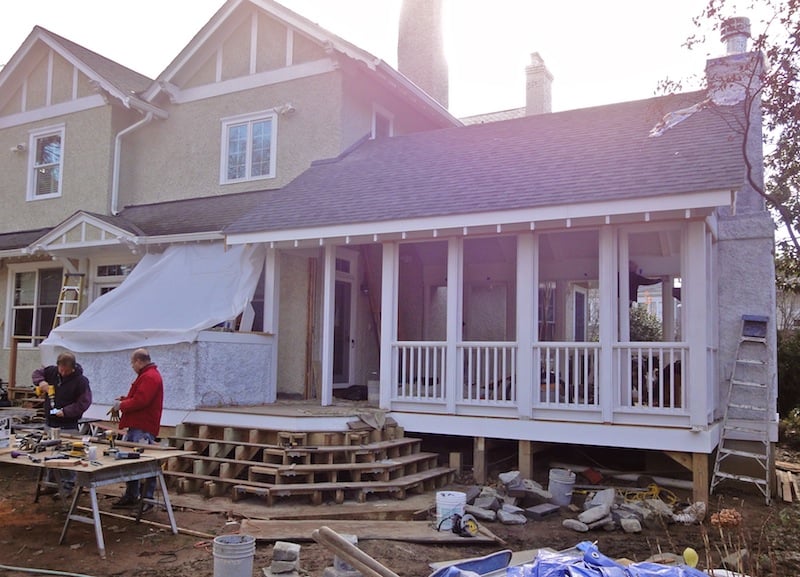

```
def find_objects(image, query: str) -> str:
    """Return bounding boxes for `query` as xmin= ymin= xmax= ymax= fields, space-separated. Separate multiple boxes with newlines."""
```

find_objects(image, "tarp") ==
xmin=41 ymin=243 xmax=265 ymax=354
xmin=507 ymin=542 xmax=707 ymax=577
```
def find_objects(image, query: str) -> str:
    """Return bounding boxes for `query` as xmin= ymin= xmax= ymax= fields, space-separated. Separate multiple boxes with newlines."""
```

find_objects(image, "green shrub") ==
xmin=777 ymin=330 xmax=800 ymax=418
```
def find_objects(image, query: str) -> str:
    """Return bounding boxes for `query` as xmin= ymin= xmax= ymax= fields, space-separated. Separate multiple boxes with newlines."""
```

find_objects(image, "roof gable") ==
xmin=32 ymin=211 xmax=143 ymax=254
xmin=144 ymin=0 xmax=458 ymax=126
xmin=0 ymin=26 xmax=164 ymax=122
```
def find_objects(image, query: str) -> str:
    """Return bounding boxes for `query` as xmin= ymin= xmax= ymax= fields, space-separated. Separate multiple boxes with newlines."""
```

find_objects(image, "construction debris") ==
xmin=264 ymin=541 xmax=303 ymax=577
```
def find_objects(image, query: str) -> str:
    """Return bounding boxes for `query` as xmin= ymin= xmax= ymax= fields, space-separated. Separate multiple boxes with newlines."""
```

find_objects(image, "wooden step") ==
xmin=234 ymin=465 xmax=455 ymax=506
xmin=248 ymin=452 xmax=440 ymax=484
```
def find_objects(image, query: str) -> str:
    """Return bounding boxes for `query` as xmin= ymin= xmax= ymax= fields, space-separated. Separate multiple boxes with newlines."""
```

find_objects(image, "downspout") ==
xmin=111 ymin=112 xmax=153 ymax=215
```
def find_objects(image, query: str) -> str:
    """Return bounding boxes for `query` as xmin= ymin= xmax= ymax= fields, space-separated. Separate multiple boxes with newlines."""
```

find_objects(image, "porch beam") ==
xmin=473 ymin=436 xmax=486 ymax=484
xmin=320 ymin=244 xmax=336 ymax=406
xmin=379 ymin=243 xmax=398 ymax=409
xmin=264 ymin=248 xmax=280 ymax=402
xmin=599 ymin=226 xmax=616 ymax=423
xmin=516 ymin=233 xmax=534 ymax=418
xmin=445 ymin=237 xmax=461 ymax=414
xmin=685 ymin=221 xmax=709 ymax=428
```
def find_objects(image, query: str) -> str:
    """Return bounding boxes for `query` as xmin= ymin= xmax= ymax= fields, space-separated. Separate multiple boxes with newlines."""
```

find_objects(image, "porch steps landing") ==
xmin=164 ymin=421 xmax=454 ymax=505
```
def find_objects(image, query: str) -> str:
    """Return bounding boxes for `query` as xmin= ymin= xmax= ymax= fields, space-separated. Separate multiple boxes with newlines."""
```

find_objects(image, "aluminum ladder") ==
xmin=52 ymin=273 xmax=85 ymax=329
xmin=710 ymin=315 xmax=773 ymax=504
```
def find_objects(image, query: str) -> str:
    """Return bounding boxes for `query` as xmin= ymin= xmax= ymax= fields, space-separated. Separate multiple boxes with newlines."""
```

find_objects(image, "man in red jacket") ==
xmin=111 ymin=348 xmax=164 ymax=511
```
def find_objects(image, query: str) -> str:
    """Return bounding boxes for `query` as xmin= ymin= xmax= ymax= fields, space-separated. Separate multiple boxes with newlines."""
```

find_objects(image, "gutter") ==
xmin=111 ymin=112 xmax=153 ymax=215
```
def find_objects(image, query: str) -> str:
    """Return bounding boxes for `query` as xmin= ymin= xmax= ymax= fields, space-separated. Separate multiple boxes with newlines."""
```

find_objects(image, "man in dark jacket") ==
xmin=31 ymin=351 xmax=92 ymax=496
xmin=32 ymin=351 xmax=92 ymax=431
xmin=111 ymin=348 xmax=164 ymax=510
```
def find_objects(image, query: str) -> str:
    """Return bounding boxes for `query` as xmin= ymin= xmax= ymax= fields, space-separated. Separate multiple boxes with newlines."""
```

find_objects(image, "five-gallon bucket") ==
xmin=213 ymin=535 xmax=256 ymax=577
xmin=435 ymin=491 xmax=466 ymax=531
xmin=548 ymin=468 xmax=576 ymax=507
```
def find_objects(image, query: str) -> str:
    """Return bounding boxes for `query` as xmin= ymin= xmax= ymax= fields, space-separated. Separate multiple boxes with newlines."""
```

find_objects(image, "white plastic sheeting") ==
xmin=41 ymin=243 xmax=265 ymax=354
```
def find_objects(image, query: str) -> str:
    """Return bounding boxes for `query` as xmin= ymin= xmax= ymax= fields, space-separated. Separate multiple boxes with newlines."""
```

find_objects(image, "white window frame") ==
xmin=371 ymin=104 xmax=394 ymax=139
xmin=90 ymin=257 xmax=138 ymax=301
xmin=220 ymin=111 xmax=278 ymax=184
xmin=5 ymin=262 xmax=63 ymax=348
xmin=27 ymin=124 xmax=65 ymax=201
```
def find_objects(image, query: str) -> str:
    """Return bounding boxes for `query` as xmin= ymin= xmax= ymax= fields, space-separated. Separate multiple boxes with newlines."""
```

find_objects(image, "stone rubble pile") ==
xmin=456 ymin=469 xmax=706 ymax=535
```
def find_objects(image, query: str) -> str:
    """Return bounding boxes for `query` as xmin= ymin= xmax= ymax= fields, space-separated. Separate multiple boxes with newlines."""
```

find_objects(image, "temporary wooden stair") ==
xmin=164 ymin=421 xmax=454 ymax=506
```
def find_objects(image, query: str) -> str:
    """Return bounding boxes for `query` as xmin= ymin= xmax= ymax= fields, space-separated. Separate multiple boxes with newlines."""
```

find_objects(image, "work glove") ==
xmin=107 ymin=400 xmax=121 ymax=423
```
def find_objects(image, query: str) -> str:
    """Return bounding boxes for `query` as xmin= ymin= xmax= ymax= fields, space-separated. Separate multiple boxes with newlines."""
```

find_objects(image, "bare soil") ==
xmin=1 ymin=450 xmax=799 ymax=577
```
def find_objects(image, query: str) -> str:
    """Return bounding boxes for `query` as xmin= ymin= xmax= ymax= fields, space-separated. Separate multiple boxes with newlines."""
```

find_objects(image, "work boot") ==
xmin=112 ymin=495 xmax=139 ymax=508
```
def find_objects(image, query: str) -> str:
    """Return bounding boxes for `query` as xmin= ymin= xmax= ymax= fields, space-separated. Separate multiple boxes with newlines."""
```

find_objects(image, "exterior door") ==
xmin=333 ymin=249 xmax=358 ymax=385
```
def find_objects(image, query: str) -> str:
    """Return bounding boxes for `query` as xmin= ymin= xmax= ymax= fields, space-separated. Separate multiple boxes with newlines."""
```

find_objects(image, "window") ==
xmin=27 ymin=125 xmax=65 ymax=200
xmin=372 ymin=106 xmax=394 ymax=139
xmin=93 ymin=261 xmax=136 ymax=299
xmin=9 ymin=267 xmax=62 ymax=346
xmin=221 ymin=112 xmax=277 ymax=183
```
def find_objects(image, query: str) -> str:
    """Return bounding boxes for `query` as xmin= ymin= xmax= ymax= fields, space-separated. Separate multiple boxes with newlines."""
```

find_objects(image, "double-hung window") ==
xmin=9 ymin=266 xmax=63 ymax=346
xmin=27 ymin=125 xmax=65 ymax=200
xmin=221 ymin=111 xmax=277 ymax=183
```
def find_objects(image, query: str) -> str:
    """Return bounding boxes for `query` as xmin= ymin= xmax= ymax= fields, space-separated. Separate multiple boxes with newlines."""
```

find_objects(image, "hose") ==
xmin=0 ymin=565 xmax=97 ymax=577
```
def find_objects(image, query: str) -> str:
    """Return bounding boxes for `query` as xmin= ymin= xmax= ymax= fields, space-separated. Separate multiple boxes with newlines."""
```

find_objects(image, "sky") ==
xmin=0 ymin=0 xmax=737 ymax=117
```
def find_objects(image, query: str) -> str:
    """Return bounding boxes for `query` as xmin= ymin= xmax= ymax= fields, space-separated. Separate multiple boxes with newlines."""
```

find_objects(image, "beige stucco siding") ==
xmin=119 ymin=73 xmax=347 ymax=205
xmin=0 ymin=106 xmax=115 ymax=231
xmin=257 ymin=14 xmax=287 ymax=72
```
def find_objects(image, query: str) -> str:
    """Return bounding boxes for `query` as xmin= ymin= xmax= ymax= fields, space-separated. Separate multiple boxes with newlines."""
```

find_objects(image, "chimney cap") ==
xmin=720 ymin=17 xmax=751 ymax=54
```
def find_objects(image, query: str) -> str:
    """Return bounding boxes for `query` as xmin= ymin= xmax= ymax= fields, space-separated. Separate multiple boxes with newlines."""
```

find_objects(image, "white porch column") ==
xmin=516 ymin=233 xmax=534 ymax=418
xmin=379 ymin=242 xmax=398 ymax=409
xmin=662 ymin=275 xmax=675 ymax=341
xmin=599 ymin=226 xmax=616 ymax=423
xmin=263 ymin=248 xmax=280 ymax=402
xmin=685 ymin=221 xmax=709 ymax=428
xmin=445 ymin=237 xmax=462 ymax=413
xmin=320 ymin=244 xmax=336 ymax=406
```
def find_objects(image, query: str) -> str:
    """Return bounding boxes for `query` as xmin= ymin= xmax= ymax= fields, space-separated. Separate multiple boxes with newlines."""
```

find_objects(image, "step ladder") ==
xmin=710 ymin=315 xmax=773 ymax=504
xmin=52 ymin=273 xmax=85 ymax=329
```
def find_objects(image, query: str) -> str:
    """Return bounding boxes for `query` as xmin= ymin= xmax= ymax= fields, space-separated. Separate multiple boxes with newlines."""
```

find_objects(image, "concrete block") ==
xmin=524 ymin=503 xmax=561 ymax=520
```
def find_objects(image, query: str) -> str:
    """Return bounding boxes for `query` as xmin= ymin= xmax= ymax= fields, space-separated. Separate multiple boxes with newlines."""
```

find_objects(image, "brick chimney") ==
xmin=398 ymin=0 xmax=449 ymax=108
xmin=525 ymin=52 xmax=553 ymax=115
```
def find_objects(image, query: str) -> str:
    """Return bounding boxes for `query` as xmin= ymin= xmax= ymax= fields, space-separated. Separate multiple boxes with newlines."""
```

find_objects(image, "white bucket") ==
xmin=435 ymin=491 xmax=466 ymax=531
xmin=213 ymin=535 xmax=256 ymax=577
xmin=548 ymin=468 xmax=576 ymax=507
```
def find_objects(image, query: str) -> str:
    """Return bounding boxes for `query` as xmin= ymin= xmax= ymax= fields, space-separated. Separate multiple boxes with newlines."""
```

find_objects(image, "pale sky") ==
xmin=0 ymin=0 xmax=735 ymax=117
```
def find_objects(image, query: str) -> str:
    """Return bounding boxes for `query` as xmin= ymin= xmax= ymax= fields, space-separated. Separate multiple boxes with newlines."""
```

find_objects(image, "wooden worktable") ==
xmin=0 ymin=436 xmax=193 ymax=559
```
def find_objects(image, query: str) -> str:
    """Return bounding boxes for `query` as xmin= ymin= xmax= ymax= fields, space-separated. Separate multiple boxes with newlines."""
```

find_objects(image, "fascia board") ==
xmin=226 ymin=189 xmax=733 ymax=245
xmin=142 ymin=0 xmax=244 ymax=101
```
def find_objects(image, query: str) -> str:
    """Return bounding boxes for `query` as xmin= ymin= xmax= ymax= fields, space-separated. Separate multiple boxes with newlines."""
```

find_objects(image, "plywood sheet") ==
xmin=240 ymin=519 xmax=500 ymax=543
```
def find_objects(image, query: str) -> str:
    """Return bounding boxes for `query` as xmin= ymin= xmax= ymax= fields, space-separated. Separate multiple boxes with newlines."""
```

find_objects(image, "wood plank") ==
xmin=776 ymin=460 xmax=800 ymax=474
xmin=777 ymin=469 xmax=793 ymax=502
xmin=791 ymin=472 xmax=800 ymax=502
xmin=239 ymin=519 xmax=499 ymax=543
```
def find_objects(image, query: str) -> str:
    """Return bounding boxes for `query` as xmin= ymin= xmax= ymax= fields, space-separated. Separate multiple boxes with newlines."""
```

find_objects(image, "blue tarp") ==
xmin=507 ymin=542 xmax=707 ymax=577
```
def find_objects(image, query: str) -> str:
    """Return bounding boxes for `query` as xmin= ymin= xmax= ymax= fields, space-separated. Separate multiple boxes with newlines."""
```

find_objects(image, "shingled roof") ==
xmin=116 ymin=190 xmax=267 ymax=236
xmin=225 ymin=90 xmax=746 ymax=237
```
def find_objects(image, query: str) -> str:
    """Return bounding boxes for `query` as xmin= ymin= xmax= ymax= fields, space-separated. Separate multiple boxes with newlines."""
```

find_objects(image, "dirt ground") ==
xmin=1 ymin=449 xmax=799 ymax=577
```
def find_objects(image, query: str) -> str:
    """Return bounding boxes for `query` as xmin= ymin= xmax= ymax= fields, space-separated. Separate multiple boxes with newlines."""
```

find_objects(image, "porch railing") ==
xmin=393 ymin=342 xmax=446 ymax=401
xmin=391 ymin=340 xmax=689 ymax=412
xmin=614 ymin=343 xmax=687 ymax=410
xmin=535 ymin=342 xmax=600 ymax=406
xmin=459 ymin=342 xmax=517 ymax=404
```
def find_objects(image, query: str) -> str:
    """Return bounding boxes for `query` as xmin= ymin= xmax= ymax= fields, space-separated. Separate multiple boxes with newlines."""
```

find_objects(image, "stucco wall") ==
xmin=120 ymin=74 xmax=346 ymax=206
xmin=56 ymin=331 xmax=274 ymax=412
xmin=716 ymin=212 xmax=777 ymax=419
